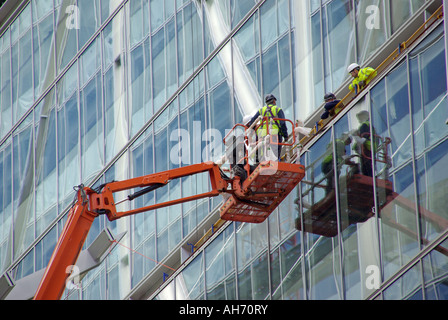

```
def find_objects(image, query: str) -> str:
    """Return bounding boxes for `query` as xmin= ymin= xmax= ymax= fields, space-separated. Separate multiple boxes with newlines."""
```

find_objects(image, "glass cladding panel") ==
xmin=311 ymin=11 xmax=324 ymax=108
xmin=32 ymin=0 xmax=53 ymax=20
xmin=233 ymin=13 xmax=259 ymax=62
xmin=55 ymin=2 xmax=78 ymax=73
xmin=150 ymin=0 xmax=165 ymax=31
xmin=236 ymin=222 xmax=269 ymax=299
xmin=12 ymin=28 xmax=33 ymax=122
xmin=298 ymin=130 xmax=343 ymax=299
xmin=130 ymin=131 xmax=157 ymax=287
xmin=151 ymin=24 xmax=171 ymax=113
xmin=230 ymin=0 xmax=256 ymax=28
xmin=177 ymin=2 xmax=203 ymax=85
xmin=155 ymin=279 xmax=176 ymax=300
xmin=386 ymin=62 xmax=412 ymax=168
xmin=132 ymin=236 xmax=156 ymax=288
xmin=57 ymin=87 xmax=80 ymax=211
xmin=41 ymin=224 xmax=57 ymax=274
xmin=180 ymin=96 xmax=208 ymax=236
xmin=12 ymin=114 xmax=35 ymax=257
xmin=380 ymin=163 xmax=420 ymax=281
xmin=83 ymin=269 xmax=107 ymax=300
xmin=370 ymin=72 xmax=422 ymax=284
xmin=154 ymin=111 xmax=172 ymax=256
xmin=236 ymin=222 xmax=268 ymax=270
xmin=262 ymin=43 xmax=280 ymax=101
xmin=80 ymin=37 xmax=101 ymax=86
xmin=324 ymin=0 xmax=355 ymax=91
xmin=390 ymin=0 xmax=426 ymax=34
xmin=417 ymin=140 xmax=448 ymax=243
xmin=252 ymin=253 xmax=270 ymax=299
xmin=423 ymin=239 xmax=448 ymax=298
xmin=0 ymin=143 xmax=12 ymax=271
xmin=304 ymin=235 xmax=342 ymax=299
xmin=78 ymin=0 xmax=101 ymax=49
xmin=334 ymin=102 xmax=381 ymax=299
xmin=205 ymin=228 xmax=236 ymax=300
xmin=35 ymin=92 xmax=57 ymax=235
xmin=260 ymin=1 xmax=293 ymax=117
xmin=383 ymin=262 xmax=422 ymax=300
xmin=355 ymin=0 xmax=388 ymax=63
xmin=103 ymin=54 xmax=127 ymax=164
xmin=33 ymin=10 xmax=55 ymax=98
xmin=410 ymin=26 xmax=448 ymax=155
xmin=370 ymin=80 xmax=391 ymax=180
xmin=80 ymin=73 xmax=104 ymax=184
xmin=260 ymin=0 xmax=277 ymax=50
xmin=310 ymin=0 xmax=320 ymax=13
xmin=129 ymin=0 xmax=145 ymax=47
xmin=425 ymin=277 xmax=448 ymax=300
xmin=271 ymin=232 xmax=304 ymax=300
xmin=1 ymin=47 xmax=12 ymax=138
xmin=207 ymin=81 xmax=232 ymax=160
xmin=166 ymin=18 xmax=178 ymax=99
xmin=130 ymin=39 xmax=152 ymax=137
xmin=277 ymin=35 xmax=293 ymax=119
xmin=176 ymin=252 xmax=204 ymax=299
xmin=299 ymin=130 xmax=334 ymax=236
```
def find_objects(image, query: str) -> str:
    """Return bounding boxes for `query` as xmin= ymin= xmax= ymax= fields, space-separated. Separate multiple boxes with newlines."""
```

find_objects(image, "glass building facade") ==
xmin=0 ymin=0 xmax=447 ymax=300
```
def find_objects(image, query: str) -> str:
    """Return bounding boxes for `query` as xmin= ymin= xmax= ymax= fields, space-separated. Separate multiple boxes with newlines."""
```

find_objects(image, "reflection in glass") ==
xmin=176 ymin=252 xmax=204 ymax=299
xmin=205 ymin=228 xmax=235 ymax=300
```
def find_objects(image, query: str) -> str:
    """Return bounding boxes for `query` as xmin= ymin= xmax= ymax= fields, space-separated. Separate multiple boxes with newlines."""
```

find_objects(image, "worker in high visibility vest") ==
xmin=321 ymin=134 xmax=354 ymax=196
xmin=352 ymin=110 xmax=377 ymax=177
xmin=321 ymin=92 xmax=344 ymax=120
xmin=347 ymin=63 xmax=377 ymax=92
xmin=247 ymin=94 xmax=288 ymax=161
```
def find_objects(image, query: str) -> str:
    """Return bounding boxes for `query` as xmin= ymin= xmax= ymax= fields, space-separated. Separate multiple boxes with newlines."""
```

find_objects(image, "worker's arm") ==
xmin=246 ymin=111 xmax=260 ymax=128
xmin=349 ymin=79 xmax=357 ymax=91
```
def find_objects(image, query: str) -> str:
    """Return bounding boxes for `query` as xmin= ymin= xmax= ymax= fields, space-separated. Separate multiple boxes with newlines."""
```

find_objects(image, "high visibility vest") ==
xmin=362 ymin=121 xmax=379 ymax=153
xmin=257 ymin=104 xmax=281 ymax=137
xmin=349 ymin=67 xmax=377 ymax=91
xmin=353 ymin=121 xmax=378 ymax=153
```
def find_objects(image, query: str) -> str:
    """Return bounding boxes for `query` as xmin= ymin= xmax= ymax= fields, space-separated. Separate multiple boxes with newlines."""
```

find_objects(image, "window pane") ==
xmin=55 ymin=3 xmax=77 ymax=73
xmin=231 ymin=0 xmax=255 ymax=29
xmin=386 ymin=62 xmax=411 ymax=167
xmin=355 ymin=0 xmax=387 ymax=62
xmin=80 ymin=73 xmax=104 ymax=183
xmin=417 ymin=140 xmax=448 ymax=243
xmin=57 ymin=92 xmax=80 ymax=210
xmin=311 ymin=12 xmax=324 ymax=108
xmin=410 ymin=26 xmax=448 ymax=153
xmin=78 ymin=0 xmax=101 ymax=49
xmin=176 ymin=252 xmax=204 ymax=299
xmin=1 ymin=48 xmax=12 ymax=138
xmin=390 ymin=0 xmax=425 ymax=34
xmin=335 ymin=104 xmax=381 ymax=299
xmin=130 ymin=39 xmax=152 ymax=137
xmin=12 ymin=29 xmax=33 ymax=121
xmin=325 ymin=0 xmax=355 ymax=90
xmin=33 ymin=12 xmax=55 ymax=98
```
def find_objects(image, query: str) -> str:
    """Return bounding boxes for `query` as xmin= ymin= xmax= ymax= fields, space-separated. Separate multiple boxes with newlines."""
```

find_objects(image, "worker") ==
xmin=246 ymin=94 xmax=288 ymax=161
xmin=351 ymin=110 xmax=377 ymax=177
xmin=347 ymin=63 xmax=377 ymax=92
xmin=321 ymin=93 xmax=344 ymax=120
xmin=321 ymin=134 xmax=354 ymax=196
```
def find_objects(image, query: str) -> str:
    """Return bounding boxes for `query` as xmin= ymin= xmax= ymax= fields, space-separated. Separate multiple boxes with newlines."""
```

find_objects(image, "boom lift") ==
xmin=33 ymin=117 xmax=305 ymax=300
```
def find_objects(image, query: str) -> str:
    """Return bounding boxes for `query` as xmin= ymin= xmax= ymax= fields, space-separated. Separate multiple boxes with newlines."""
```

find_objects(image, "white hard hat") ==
xmin=347 ymin=63 xmax=360 ymax=73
